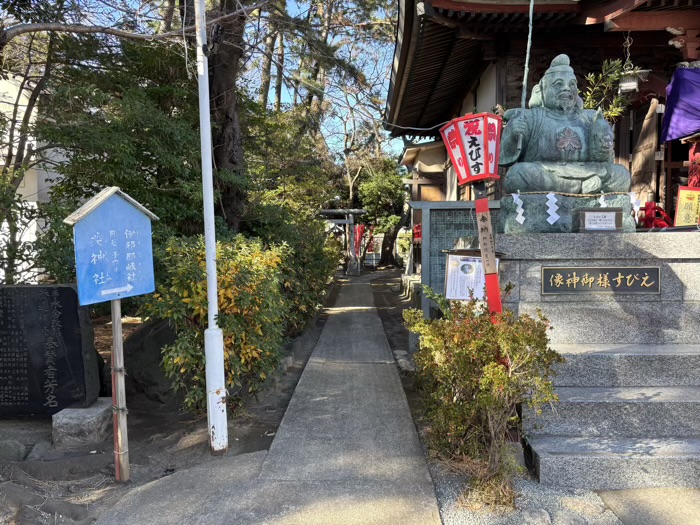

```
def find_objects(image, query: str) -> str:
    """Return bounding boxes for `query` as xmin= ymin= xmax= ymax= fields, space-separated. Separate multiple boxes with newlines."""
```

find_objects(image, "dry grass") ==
xmin=13 ymin=469 xmax=112 ymax=502
xmin=458 ymin=475 xmax=516 ymax=512
xmin=433 ymin=452 xmax=517 ymax=512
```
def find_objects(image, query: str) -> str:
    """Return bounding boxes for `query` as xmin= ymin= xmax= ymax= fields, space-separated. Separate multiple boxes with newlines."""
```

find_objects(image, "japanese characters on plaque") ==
xmin=69 ymin=190 xmax=156 ymax=306
xmin=583 ymin=211 xmax=619 ymax=230
xmin=84 ymin=226 xmax=143 ymax=289
xmin=476 ymin=211 xmax=498 ymax=274
xmin=37 ymin=288 xmax=62 ymax=408
xmin=542 ymin=267 xmax=660 ymax=295
xmin=0 ymin=289 xmax=29 ymax=408
xmin=0 ymin=286 xmax=99 ymax=416
xmin=440 ymin=113 xmax=502 ymax=186
xmin=674 ymin=186 xmax=700 ymax=227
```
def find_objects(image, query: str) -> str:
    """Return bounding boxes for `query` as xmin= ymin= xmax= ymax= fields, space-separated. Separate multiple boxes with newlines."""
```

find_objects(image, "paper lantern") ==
xmin=440 ymin=113 xmax=502 ymax=185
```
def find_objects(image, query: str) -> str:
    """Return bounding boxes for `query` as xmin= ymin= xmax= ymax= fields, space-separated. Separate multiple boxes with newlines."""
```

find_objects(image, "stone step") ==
xmin=524 ymin=386 xmax=700 ymax=438
xmin=552 ymin=344 xmax=700 ymax=387
xmin=525 ymin=435 xmax=700 ymax=490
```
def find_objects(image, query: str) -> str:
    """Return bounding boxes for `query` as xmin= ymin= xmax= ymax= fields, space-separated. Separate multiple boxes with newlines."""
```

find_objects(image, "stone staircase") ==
xmin=523 ymin=343 xmax=700 ymax=490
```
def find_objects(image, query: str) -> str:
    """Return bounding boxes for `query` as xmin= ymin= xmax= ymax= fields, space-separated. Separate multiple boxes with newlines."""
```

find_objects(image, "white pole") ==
xmin=194 ymin=0 xmax=228 ymax=454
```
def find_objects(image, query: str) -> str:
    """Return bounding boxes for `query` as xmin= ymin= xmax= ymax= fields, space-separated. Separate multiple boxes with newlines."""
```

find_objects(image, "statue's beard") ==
xmin=552 ymin=93 xmax=576 ymax=112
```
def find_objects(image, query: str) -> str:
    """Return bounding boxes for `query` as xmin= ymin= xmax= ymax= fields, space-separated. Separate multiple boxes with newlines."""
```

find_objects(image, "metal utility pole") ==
xmin=194 ymin=0 xmax=228 ymax=454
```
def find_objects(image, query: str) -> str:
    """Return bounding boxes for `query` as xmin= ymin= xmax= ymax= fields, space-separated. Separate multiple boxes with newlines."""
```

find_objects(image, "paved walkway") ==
xmin=97 ymin=274 xmax=442 ymax=525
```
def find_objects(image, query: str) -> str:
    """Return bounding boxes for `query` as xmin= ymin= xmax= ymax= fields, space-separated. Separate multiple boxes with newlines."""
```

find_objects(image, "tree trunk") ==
xmin=2 ymin=200 xmax=19 ymax=285
xmin=178 ymin=0 xmax=195 ymax=28
xmin=292 ymin=7 xmax=314 ymax=106
xmin=301 ymin=0 xmax=333 ymax=133
xmin=378 ymin=207 xmax=409 ymax=267
xmin=259 ymin=30 xmax=277 ymax=106
xmin=162 ymin=0 xmax=177 ymax=32
xmin=274 ymin=32 xmax=284 ymax=112
xmin=2 ymin=33 xmax=52 ymax=188
xmin=209 ymin=0 xmax=248 ymax=231
xmin=378 ymin=226 xmax=399 ymax=267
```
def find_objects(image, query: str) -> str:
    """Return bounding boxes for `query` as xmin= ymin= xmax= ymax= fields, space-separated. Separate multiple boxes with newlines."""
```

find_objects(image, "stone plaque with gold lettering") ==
xmin=542 ymin=267 xmax=660 ymax=295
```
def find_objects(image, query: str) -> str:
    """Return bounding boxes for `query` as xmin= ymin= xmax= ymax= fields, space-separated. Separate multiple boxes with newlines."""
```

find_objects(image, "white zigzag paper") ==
xmin=512 ymin=193 xmax=526 ymax=224
xmin=546 ymin=192 xmax=560 ymax=225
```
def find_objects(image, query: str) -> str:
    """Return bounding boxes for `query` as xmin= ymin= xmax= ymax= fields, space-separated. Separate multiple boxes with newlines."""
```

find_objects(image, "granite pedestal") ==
xmin=496 ymin=232 xmax=700 ymax=489
xmin=496 ymin=232 xmax=700 ymax=344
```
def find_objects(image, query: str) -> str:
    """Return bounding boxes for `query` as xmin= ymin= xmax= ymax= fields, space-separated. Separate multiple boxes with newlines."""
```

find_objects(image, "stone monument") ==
xmin=499 ymin=54 xmax=636 ymax=232
xmin=0 ymin=285 xmax=100 ymax=416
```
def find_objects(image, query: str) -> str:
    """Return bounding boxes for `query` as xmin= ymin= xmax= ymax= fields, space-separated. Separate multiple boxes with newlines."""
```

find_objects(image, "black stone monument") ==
xmin=0 ymin=285 xmax=99 ymax=416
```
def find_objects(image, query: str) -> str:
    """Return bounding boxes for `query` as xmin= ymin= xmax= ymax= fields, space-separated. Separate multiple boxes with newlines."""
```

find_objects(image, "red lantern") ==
xmin=440 ymin=113 xmax=502 ymax=186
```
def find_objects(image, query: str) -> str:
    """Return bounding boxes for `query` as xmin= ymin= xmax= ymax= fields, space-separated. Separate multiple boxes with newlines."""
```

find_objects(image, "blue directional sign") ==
xmin=64 ymin=188 xmax=159 ymax=306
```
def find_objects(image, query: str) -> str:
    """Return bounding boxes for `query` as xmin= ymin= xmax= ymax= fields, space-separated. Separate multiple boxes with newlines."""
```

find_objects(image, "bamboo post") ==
xmin=111 ymin=299 xmax=130 ymax=481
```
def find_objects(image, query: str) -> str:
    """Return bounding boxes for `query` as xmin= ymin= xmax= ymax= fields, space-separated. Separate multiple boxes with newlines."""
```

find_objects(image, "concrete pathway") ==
xmin=97 ymin=274 xmax=442 ymax=525
xmin=599 ymin=488 xmax=700 ymax=525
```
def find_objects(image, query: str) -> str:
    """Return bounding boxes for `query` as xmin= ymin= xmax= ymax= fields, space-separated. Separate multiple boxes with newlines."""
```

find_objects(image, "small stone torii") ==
xmin=320 ymin=209 xmax=367 ymax=276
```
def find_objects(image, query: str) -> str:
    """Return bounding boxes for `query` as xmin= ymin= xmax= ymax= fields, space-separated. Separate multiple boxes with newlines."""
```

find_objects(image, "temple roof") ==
xmin=385 ymin=0 xmax=699 ymax=137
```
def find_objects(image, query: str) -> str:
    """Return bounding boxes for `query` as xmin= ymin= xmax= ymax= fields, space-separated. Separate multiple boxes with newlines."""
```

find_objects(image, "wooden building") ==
xmin=387 ymin=0 xmax=699 ymax=225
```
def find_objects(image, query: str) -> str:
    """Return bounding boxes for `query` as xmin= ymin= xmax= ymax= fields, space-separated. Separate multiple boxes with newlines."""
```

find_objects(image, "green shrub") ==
xmin=244 ymin=204 xmax=340 ymax=336
xmin=142 ymin=235 xmax=289 ymax=413
xmin=404 ymin=288 xmax=562 ymax=503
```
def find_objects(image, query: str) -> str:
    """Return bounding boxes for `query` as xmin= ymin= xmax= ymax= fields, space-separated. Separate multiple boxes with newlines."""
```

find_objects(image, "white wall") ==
xmin=459 ymin=63 xmax=498 ymax=116
xmin=445 ymin=165 xmax=457 ymax=201
xmin=1 ymin=77 xmax=60 ymax=205
xmin=1 ymin=78 xmax=62 ymax=282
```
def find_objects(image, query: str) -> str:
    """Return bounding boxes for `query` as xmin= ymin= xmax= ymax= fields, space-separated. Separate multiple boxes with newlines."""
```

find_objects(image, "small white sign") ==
xmin=584 ymin=211 xmax=617 ymax=230
xmin=445 ymin=255 xmax=498 ymax=301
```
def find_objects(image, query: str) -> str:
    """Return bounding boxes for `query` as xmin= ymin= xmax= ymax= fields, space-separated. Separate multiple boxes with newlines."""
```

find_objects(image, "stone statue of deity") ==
xmin=500 ymin=54 xmax=631 ymax=195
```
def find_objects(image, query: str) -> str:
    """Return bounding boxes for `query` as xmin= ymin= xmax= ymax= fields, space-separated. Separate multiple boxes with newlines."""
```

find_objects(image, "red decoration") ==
xmin=354 ymin=224 xmax=365 ymax=257
xmin=440 ymin=113 xmax=502 ymax=185
xmin=689 ymin=143 xmax=700 ymax=188
xmin=413 ymin=224 xmax=422 ymax=242
xmin=642 ymin=202 xmax=672 ymax=229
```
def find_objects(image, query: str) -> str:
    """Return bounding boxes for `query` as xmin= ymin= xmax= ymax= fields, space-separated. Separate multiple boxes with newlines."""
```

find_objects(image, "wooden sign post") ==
xmin=64 ymin=187 xmax=159 ymax=482
xmin=474 ymin=182 xmax=503 ymax=315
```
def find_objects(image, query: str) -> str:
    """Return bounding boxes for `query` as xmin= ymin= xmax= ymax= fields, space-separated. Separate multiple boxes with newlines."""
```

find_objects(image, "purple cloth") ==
xmin=661 ymin=68 xmax=700 ymax=142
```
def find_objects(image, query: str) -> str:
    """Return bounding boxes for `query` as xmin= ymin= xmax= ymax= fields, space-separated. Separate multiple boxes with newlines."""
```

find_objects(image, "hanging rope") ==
xmin=622 ymin=32 xmax=634 ymax=71
xmin=521 ymin=0 xmax=536 ymax=109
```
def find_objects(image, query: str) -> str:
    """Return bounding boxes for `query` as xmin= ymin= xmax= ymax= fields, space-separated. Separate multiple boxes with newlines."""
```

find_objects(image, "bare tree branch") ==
xmin=0 ymin=2 xmax=269 ymax=52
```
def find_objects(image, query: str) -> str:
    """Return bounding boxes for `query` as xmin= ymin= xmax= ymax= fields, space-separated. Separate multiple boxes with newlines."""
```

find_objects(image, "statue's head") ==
xmin=538 ymin=54 xmax=578 ymax=113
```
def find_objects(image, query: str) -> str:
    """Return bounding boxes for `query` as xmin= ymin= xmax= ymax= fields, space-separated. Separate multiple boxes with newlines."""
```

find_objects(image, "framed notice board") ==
xmin=444 ymin=250 xmax=500 ymax=301
xmin=674 ymin=186 xmax=700 ymax=226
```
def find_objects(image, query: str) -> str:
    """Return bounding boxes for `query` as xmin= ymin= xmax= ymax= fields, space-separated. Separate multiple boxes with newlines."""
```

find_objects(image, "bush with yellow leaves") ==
xmin=143 ymin=235 xmax=290 ymax=413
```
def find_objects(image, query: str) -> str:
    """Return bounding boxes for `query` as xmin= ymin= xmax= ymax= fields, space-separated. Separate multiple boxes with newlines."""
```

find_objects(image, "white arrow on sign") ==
xmin=101 ymin=283 xmax=134 ymax=296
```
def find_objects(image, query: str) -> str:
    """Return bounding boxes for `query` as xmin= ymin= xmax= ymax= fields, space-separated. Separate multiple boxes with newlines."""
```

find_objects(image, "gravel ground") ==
xmin=429 ymin=460 xmax=623 ymax=525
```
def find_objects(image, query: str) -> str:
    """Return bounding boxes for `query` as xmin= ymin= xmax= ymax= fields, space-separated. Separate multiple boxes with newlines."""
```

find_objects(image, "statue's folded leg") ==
xmin=503 ymin=163 xmax=582 ymax=194
xmin=602 ymin=164 xmax=633 ymax=193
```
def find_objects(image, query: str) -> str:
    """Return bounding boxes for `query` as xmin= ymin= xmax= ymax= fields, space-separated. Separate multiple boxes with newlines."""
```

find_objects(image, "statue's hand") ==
xmin=507 ymin=118 xmax=528 ymax=141
xmin=582 ymin=176 xmax=602 ymax=194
